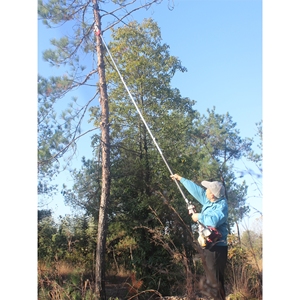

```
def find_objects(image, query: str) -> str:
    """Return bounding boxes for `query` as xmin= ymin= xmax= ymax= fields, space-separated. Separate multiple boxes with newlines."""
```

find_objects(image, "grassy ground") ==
xmin=38 ymin=261 xmax=261 ymax=299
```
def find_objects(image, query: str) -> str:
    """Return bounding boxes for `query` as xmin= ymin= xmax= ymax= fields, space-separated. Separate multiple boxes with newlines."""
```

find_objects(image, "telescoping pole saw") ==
xmin=97 ymin=31 xmax=190 ymax=205
xmin=97 ymin=29 xmax=221 ymax=248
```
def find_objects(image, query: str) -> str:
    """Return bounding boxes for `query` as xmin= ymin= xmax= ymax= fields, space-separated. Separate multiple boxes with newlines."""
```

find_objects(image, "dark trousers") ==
xmin=204 ymin=245 xmax=228 ymax=299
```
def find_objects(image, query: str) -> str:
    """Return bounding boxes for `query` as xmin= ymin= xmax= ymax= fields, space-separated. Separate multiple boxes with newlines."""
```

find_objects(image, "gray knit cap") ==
xmin=201 ymin=181 xmax=225 ymax=198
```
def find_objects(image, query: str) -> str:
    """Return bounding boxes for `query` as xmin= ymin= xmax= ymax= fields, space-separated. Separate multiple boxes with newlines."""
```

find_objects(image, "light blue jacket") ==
xmin=180 ymin=178 xmax=228 ymax=246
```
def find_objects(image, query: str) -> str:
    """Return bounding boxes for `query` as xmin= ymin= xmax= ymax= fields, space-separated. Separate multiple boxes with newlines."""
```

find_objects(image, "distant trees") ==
xmin=38 ymin=211 xmax=97 ymax=266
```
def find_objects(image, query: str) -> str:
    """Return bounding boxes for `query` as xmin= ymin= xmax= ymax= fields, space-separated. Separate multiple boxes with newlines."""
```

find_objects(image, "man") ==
xmin=171 ymin=174 xmax=228 ymax=300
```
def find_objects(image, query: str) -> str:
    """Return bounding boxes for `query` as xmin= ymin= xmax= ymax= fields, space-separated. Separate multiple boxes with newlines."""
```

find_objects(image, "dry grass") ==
xmin=226 ymin=261 xmax=262 ymax=300
xmin=56 ymin=262 xmax=76 ymax=276
xmin=38 ymin=261 xmax=95 ymax=300
xmin=38 ymin=261 xmax=75 ymax=276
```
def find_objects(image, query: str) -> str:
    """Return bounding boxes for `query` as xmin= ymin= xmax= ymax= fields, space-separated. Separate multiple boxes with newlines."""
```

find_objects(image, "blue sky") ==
xmin=38 ymin=0 xmax=263 ymax=228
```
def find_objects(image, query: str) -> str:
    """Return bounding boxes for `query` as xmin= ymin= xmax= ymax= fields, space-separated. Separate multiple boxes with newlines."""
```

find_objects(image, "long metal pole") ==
xmin=100 ymin=35 xmax=189 ymax=205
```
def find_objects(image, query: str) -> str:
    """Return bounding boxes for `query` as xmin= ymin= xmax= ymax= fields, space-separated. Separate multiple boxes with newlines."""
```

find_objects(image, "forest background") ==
xmin=37 ymin=0 xmax=263 ymax=230
xmin=1 ymin=0 xmax=299 ymax=299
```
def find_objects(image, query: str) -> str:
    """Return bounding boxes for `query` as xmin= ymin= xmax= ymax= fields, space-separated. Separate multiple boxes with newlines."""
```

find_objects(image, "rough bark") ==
xmin=93 ymin=1 xmax=111 ymax=299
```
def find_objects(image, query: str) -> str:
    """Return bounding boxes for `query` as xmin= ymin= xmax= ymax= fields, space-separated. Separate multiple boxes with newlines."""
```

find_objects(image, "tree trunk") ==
xmin=93 ymin=1 xmax=111 ymax=299
xmin=235 ymin=221 xmax=241 ymax=245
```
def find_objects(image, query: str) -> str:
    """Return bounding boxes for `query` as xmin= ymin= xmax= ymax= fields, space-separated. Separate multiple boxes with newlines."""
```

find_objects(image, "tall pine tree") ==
xmin=38 ymin=1 xmax=173 ymax=297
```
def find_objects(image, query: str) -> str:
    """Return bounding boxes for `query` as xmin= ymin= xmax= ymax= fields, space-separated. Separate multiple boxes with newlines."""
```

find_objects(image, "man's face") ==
xmin=206 ymin=188 xmax=215 ymax=202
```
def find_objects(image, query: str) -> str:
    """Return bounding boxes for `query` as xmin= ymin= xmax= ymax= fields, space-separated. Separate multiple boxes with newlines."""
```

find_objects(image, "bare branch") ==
xmin=101 ymin=0 xmax=163 ymax=32
xmin=38 ymin=127 xmax=99 ymax=167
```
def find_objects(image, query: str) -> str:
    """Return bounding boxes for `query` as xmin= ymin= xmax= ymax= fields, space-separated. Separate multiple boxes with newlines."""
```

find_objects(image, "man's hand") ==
xmin=170 ymin=174 xmax=182 ymax=181
xmin=191 ymin=213 xmax=199 ymax=222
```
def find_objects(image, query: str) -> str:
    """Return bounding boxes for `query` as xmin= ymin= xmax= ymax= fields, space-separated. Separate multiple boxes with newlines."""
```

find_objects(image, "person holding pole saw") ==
xmin=171 ymin=174 xmax=228 ymax=300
